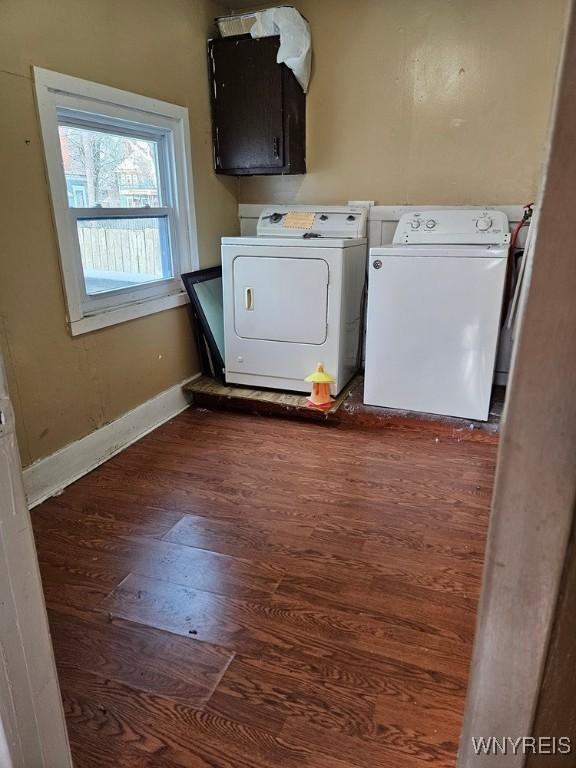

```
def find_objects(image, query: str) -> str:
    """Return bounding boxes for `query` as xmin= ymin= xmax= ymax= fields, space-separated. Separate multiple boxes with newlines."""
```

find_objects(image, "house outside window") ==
xmin=34 ymin=68 xmax=198 ymax=335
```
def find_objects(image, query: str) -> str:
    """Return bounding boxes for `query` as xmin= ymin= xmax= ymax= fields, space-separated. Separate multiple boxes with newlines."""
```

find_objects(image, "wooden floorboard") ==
xmin=48 ymin=611 xmax=234 ymax=708
xmin=32 ymin=406 xmax=497 ymax=767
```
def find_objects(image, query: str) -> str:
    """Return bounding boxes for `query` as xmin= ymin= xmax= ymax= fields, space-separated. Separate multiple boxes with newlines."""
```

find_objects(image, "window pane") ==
xmin=58 ymin=125 xmax=162 ymax=208
xmin=77 ymin=217 xmax=173 ymax=295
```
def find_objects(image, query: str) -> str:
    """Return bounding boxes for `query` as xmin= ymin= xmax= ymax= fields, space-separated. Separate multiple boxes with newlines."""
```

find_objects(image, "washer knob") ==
xmin=410 ymin=220 xmax=421 ymax=229
xmin=319 ymin=214 xmax=328 ymax=221
xmin=425 ymin=219 xmax=437 ymax=229
xmin=476 ymin=216 xmax=492 ymax=231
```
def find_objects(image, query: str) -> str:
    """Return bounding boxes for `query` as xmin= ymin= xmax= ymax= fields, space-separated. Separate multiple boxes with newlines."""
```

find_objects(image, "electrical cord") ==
xmin=502 ymin=203 xmax=534 ymax=323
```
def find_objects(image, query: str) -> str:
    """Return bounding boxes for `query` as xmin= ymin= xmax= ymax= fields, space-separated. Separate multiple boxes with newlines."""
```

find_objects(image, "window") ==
xmin=34 ymin=68 xmax=198 ymax=335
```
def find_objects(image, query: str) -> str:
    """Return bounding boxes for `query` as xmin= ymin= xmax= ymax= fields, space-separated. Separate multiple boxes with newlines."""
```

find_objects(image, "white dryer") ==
xmin=222 ymin=206 xmax=367 ymax=394
xmin=364 ymin=209 xmax=510 ymax=421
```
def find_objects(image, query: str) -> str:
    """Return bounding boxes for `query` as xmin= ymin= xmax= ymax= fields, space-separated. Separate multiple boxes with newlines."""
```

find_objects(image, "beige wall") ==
xmin=0 ymin=0 xmax=239 ymax=466
xmin=237 ymin=0 xmax=568 ymax=205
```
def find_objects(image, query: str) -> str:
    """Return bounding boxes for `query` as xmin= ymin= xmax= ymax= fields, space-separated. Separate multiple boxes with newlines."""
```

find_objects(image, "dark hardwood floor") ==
xmin=31 ymin=406 xmax=498 ymax=768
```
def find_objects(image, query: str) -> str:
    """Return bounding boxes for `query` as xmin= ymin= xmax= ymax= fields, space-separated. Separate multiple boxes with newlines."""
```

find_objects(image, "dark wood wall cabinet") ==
xmin=208 ymin=35 xmax=306 ymax=176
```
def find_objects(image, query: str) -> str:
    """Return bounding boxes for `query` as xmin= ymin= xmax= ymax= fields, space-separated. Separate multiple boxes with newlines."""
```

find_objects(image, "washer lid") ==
xmin=371 ymin=244 xmax=508 ymax=258
xmin=394 ymin=209 xmax=511 ymax=246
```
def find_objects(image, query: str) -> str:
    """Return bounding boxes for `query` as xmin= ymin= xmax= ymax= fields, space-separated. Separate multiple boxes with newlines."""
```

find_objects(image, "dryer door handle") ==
xmin=244 ymin=287 xmax=254 ymax=311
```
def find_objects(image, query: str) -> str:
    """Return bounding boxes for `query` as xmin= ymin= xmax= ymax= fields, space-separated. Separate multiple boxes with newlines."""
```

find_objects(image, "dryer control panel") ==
xmin=394 ymin=209 xmax=511 ymax=245
xmin=257 ymin=205 xmax=368 ymax=239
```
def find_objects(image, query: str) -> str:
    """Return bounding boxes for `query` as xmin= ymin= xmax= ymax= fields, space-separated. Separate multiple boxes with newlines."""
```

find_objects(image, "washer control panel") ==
xmin=257 ymin=205 xmax=368 ymax=239
xmin=394 ymin=209 xmax=511 ymax=245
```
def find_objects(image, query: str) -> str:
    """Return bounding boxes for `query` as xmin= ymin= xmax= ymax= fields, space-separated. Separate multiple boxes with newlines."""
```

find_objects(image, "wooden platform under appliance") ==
xmin=185 ymin=374 xmax=504 ymax=444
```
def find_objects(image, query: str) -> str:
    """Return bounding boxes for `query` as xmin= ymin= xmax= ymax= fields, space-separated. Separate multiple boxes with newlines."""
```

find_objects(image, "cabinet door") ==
xmin=210 ymin=36 xmax=284 ymax=172
xmin=233 ymin=256 xmax=328 ymax=344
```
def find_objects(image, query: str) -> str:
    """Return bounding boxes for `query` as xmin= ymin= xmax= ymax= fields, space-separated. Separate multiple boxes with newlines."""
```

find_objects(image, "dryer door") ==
xmin=233 ymin=256 xmax=329 ymax=344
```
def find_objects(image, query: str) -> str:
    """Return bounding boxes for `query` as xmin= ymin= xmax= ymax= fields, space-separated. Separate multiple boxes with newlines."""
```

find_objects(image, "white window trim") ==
xmin=33 ymin=67 xmax=198 ymax=336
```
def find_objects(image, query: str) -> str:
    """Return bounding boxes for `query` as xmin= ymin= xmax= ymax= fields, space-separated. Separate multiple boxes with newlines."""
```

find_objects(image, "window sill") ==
xmin=69 ymin=291 xmax=189 ymax=336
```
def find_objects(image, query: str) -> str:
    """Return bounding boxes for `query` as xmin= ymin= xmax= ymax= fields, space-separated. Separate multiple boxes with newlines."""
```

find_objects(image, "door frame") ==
xmin=0 ymin=355 xmax=72 ymax=768
xmin=458 ymin=1 xmax=576 ymax=764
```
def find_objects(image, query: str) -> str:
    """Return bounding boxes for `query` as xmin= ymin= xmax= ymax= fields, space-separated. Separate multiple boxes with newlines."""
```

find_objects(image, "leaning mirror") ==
xmin=181 ymin=268 xmax=225 ymax=380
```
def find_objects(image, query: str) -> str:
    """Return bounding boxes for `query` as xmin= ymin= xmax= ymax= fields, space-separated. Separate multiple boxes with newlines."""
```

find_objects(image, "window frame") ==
xmin=34 ymin=67 xmax=199 ymax=336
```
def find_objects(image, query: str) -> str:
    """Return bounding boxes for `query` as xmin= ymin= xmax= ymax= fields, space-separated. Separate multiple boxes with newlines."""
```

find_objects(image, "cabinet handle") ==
xmin=273 ymin=136 xmax=280 ymax=159
xmin=245 ymin=287 xmax=254 ymax=310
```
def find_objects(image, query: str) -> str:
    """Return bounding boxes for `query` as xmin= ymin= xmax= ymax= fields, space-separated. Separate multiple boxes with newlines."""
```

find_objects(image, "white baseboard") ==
xmin=23 ymin=373 xmax=201 ymax=509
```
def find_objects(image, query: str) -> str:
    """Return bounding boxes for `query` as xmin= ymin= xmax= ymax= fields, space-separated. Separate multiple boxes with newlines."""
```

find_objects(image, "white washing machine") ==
xmin=222 ymin=206 xmax=367 ymax=394
xmin=364 ymin=209 xmax=510 ymax=421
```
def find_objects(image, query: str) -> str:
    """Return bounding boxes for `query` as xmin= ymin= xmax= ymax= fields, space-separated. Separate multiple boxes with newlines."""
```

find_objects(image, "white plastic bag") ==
xmin=250 ymin=7 xmax=312 ymax=92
